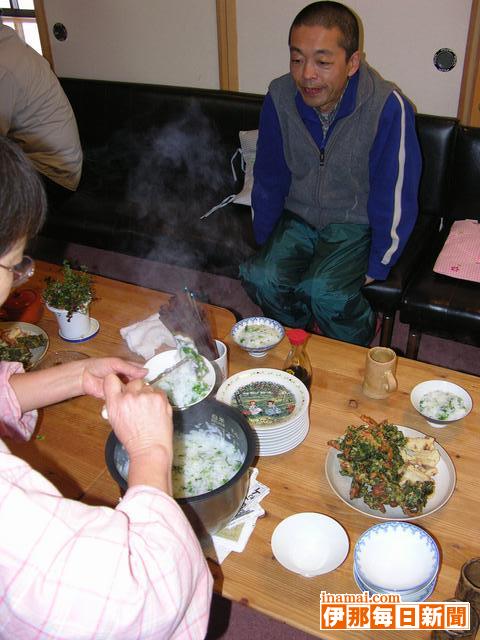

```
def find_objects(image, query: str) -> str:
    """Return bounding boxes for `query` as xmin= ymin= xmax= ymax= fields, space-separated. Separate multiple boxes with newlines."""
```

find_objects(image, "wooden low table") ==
xmin=8 ymin=260 xmax=480 ymax=639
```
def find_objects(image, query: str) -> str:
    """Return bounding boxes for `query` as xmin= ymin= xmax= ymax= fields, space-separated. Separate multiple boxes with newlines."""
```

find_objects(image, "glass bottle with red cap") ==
xmin=283 ymin=328 xmax=312 ymax=389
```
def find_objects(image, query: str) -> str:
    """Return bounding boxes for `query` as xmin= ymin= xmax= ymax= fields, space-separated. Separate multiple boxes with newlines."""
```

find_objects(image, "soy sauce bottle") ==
xmin=283 ymin=329 xmax=312 ymax=389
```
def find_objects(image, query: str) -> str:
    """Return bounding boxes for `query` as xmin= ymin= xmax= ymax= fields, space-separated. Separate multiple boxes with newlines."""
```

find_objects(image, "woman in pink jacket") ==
xmin=0 ymin=136 xmax=212 ymax=639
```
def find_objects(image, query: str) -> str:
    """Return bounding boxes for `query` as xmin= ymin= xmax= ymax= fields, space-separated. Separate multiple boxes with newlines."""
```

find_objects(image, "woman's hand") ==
xmin=81 ymin=357 xmax=147 ymax=399
xmin=104 ymin=375 xmax=174 ymax=494
xmin=10 ymin=357 xmax=147 ymax=413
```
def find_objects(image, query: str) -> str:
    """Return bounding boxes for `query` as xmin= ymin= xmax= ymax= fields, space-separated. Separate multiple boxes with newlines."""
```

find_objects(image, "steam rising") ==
xmin=80 ymin=99 xmax=256 ymax=302
xmin=124 ymin=101 xmax=243 ymax=272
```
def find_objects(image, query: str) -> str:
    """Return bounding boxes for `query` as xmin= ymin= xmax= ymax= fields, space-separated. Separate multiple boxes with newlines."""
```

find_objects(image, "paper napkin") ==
xmin=120 ymin=313 xmax=176 ymax=360
xmin=202 ymin=468 xmax=270 ymax=564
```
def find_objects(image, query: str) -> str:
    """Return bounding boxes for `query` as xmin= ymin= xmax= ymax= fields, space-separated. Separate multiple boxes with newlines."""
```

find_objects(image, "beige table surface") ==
xmin=8 ymin=260 xmax=480 ymax=639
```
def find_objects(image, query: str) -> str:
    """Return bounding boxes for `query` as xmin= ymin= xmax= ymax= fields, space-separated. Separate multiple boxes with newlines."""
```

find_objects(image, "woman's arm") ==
xmin=9 ymin=357 xmax=147 ymax=412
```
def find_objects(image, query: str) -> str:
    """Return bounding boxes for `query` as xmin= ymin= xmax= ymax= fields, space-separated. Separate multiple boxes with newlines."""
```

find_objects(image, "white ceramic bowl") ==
xmin=145 ymin=349 xmax=216 ymax=409
xmin=410 ymin=379 xmax=472 ymax=428
xmin=231 ymin=316 xmax=285 ymax=358
xmin=354 ymin=522 xmax=439 ymax=593
xmin=271 ymin=513 xmax=349 ymax=577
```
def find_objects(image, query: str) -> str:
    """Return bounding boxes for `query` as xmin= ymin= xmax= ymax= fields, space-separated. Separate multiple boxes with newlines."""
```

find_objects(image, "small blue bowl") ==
xmin=354 ymin=521 xmax=439 ymax=595
xmin=231 ymin=316 xmax=285 ymax=358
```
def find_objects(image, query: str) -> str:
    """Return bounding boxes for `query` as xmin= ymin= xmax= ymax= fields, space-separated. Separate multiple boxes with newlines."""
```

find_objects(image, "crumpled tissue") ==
xmin=120 ymin=313 xmax=176 ymax=360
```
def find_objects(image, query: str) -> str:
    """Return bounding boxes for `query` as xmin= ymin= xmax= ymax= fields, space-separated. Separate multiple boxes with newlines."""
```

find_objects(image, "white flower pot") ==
xmin=46 ymin=303 xmax=91 ymax=340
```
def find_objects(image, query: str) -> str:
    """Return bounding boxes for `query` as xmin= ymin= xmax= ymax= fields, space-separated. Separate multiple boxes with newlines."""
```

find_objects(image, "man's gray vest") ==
xmin=269 ymin=63 xmax=395 ymax=230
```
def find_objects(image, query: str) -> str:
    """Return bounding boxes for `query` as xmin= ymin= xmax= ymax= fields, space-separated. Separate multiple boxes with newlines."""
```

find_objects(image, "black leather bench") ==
xmin=400 ymin=125 xmax=480 ymax=358
xmin=36 ymin=77 xmax=473 ymax=348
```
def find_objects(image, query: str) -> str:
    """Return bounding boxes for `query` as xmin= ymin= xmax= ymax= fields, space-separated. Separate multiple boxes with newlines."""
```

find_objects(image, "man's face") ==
xmin=289 ymin=24 xmax=359 ymax=112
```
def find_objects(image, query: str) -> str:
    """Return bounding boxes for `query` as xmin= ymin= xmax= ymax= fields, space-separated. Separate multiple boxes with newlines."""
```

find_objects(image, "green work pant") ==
xmin=239 ymin=212 xmax=375 ymax=346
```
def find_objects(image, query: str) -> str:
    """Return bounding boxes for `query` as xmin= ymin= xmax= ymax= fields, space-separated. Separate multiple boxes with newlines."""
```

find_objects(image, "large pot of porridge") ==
xmin=105 ymin=397 xmax=256 ymax=536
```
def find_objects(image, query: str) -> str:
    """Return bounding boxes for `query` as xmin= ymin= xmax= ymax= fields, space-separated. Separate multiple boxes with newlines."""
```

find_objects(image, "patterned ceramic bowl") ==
xmin=231 ymin=316 xmax=285 ymax=358
xmin=354 ymin=522 xmax=439 ymax=595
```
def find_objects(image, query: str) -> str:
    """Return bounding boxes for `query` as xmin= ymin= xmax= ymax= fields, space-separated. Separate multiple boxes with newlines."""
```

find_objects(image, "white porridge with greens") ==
xmin=236 ymin=323 xmax=281 ymax=348
xmin=115 ymin=425 xmax=244 ymax=498
xmin=419 ymin=390 xmax=467 ymax=421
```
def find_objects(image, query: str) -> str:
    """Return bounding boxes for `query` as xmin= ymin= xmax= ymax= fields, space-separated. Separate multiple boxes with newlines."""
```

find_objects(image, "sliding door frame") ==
xmin=33 ymin=0 xmax=53 ymax=69
xmin=216 ymin=0 xmax=238 ymax=91
xmin=458 ymin=0 xmax=480 ymax=125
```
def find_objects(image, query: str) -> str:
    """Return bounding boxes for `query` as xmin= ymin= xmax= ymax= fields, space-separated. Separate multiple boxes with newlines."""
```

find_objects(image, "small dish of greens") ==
xmin=0 ymin=321 xmax=49 ymax=370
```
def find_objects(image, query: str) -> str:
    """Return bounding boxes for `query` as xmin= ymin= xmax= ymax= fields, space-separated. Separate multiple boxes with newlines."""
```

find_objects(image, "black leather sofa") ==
xmin=400 ymin=125 xmax=480 ymax=358
xmin=42 ymin=79 xmax=261 ymax=278
xmin=37 ymin=77 xmax=477 ymax=350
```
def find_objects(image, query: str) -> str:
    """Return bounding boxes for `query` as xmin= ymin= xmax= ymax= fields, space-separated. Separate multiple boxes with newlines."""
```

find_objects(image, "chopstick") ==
xmin=147 ymin=357 xmax=188 ymax=386
xmin=158 ymin=289 xmax=219 ymax=360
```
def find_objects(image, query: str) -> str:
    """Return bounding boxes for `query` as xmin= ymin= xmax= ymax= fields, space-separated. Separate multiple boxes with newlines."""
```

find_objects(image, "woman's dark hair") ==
xmin=288 ymin=1 xmax=359 ymax=60
xmin=0 ymin=135 xmax=46 ymax=256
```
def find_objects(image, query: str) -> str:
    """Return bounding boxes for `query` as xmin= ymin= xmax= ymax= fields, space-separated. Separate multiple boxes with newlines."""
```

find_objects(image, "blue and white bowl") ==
xmin=231 ymin=317 xmax=285 ymax=358
xmin=354 ymin=522 xmax=439 ymax=597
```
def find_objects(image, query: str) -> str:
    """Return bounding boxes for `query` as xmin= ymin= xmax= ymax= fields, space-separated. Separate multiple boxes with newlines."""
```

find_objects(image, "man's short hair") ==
xmin=288 ymin=1 xmax=359 ymax=60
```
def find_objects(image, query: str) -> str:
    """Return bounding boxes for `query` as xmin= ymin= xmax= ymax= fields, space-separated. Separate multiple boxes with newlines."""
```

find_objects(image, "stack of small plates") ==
xmin=216 ymin=368 xmax=310 ymax=456
xmin=354 ymin=521 xmax=440 ymax=602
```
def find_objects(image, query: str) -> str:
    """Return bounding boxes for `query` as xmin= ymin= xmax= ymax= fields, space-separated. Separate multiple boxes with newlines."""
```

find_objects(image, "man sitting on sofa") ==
xmin=240 ymin=1 xmax=422 ymax=346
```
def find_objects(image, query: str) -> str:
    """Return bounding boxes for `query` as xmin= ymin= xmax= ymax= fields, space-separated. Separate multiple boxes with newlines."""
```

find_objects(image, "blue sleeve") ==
xmin=252 ymin=93 xmax=291 ymax=245
xmin=367 ymin=91 xmax=422 ymax=280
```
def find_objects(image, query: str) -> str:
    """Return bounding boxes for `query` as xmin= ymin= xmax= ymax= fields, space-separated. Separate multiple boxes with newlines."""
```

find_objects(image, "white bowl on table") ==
xmin=271 ymin=512 xmax=349 ymax=577
xmin=231 ymin=316 xmax=284 ymax=358
xmin=145 ymin=349 xmax=216 ymax=409
xmin=410 ymin=379 xmax=472 ymax=428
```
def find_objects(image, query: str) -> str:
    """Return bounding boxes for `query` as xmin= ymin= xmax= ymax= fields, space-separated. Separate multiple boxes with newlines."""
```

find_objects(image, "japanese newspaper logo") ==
xmin=320 ymin=592 xmax=470 ymax=631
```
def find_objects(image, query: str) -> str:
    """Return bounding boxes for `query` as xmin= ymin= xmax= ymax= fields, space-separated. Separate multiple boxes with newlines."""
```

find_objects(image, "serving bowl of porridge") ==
xmin=105 ymin=397 xmax=256 ymax=535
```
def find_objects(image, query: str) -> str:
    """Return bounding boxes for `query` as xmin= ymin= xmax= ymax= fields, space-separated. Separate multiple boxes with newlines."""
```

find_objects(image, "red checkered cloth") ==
xmin=434 ymin=219 xmax=480 ymax=283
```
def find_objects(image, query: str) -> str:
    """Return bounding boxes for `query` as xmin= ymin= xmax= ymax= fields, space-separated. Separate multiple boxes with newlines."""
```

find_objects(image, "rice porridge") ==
xmin=236 ymin=323 xmax=281 ymax=348
xmin=114 ymin=423 xmax=244 ymax=497
xmin=419 ymin=390 xmax=467 ymax=421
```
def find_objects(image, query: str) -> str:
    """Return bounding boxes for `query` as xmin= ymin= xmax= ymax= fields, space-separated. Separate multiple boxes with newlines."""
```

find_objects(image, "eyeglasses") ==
xmin=0 ymin=255 xmax=35 ymax=288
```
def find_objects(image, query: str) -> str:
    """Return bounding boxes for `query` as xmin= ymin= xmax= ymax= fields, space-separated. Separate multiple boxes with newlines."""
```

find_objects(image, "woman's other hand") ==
xmin=104 ymin=375 xmax=173 ymax=494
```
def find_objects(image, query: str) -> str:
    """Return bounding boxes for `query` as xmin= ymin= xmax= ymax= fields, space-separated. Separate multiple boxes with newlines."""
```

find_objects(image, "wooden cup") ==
xmin=362 ymin=346 xmax=398 ymax=399
xmin=455 ymin=558 xmax=480 ymax=618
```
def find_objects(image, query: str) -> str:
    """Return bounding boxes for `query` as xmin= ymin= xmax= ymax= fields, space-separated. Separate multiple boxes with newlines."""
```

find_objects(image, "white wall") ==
xmin=237 ymin=0 xmax=472 ymax=117
xmin=44 ymin=0 xmax=220 ymax=88
xmin=44 ymin=0 xmax=472 ymax=117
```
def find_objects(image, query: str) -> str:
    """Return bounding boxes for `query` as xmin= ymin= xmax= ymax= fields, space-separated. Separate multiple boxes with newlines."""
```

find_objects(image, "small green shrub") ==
xmin=43 ymin=261 xmax=94 ymax=320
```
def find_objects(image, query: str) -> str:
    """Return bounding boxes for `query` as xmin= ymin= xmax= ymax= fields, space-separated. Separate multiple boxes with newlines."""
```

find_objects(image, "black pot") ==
xmin=105 ymin=397 xmax=256 ymax=537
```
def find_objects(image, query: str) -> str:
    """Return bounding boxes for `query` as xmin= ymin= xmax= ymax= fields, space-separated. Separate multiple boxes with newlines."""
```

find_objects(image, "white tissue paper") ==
xmin=202 ymin=468 xmax=270 ymax=564
xmin=120 ymin=313 xmax=176 ymax=360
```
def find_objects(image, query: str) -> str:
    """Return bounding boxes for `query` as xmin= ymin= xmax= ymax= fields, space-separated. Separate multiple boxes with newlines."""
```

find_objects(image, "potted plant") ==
xmin=43 ymin=261 xmax=95 ymax=340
